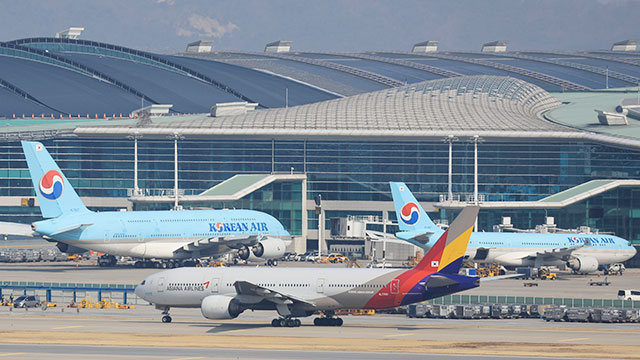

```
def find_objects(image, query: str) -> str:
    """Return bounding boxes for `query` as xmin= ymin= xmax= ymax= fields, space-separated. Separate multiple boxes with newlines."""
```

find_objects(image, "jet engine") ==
xmin=237 ymin=246 xmax=251 ymax=260
xmin=251 ymin=238 xmax=286 ymax=258
xmin=200 ymin=295 xmax=245 ymax=320
xmin=566 ymin=255 xmax=599 ymax=274
xmin=55 ymin=242 xmax=86 ymax=255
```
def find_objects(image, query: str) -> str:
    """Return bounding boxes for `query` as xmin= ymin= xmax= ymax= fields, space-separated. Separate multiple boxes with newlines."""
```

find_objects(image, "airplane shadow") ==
xmin=200 ymin=322 xmax=273 ymax=333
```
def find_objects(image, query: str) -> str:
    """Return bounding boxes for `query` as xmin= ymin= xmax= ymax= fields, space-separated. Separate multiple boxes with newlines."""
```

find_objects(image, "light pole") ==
xmin=470 ymin=135 xmax=483 ymax=230
xmin=315 ymin=194 xmax=322 ymax=256
xmin=443 ymin=135 xmax=458 ymax=201
xmin=169 ymin=132 xmax=184 ymax=210
xmin=127 ymin=132 xmax=142 ymax=196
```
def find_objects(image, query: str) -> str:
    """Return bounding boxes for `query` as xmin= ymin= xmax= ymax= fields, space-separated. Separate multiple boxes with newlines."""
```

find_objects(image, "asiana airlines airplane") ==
xmin=390 ymin=182 xmax=636 ymax=274
xmin=0 ymin=142 xmax=291 ymax=267
xmin=134 ymin=205 xmax=516 ymax=326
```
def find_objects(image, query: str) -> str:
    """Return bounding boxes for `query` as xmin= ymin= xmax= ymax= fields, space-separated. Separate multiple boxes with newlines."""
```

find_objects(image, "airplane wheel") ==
xmin=335 ymin=318 xmax=343 ymax=327
xmin=271 ymin=259 xmax=278 ymax=267
xmin=271 ymin=318 xmax=280 ymax=327
xmin=286 ymin=319 xmax=296 ymax=327
xmin=162 ymin=315 xmax=172 ymax=323
xmin=295 ymin=319 xmax=301 ymax=327
xmin=134 ymin=261 xmax=142 ymax=268
xmin=279 ymin=318 xmax=287 ymax=327
xmin=160 ymin=262 xmax=167 ymax=269
xmin=314 ymin=318 xmax=320 ymax=326
xmin=266 ymin=259 xmax=272 ymax=266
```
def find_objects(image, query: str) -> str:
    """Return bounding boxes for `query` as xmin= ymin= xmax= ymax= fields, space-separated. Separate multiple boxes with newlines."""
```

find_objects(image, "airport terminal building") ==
xmin=2 ymin=34 xmax=640 ymax=252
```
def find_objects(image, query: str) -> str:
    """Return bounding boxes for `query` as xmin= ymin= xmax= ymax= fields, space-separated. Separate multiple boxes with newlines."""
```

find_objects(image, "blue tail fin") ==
xmin=390 ymin=182 xmax=442 ymax=243
xmin=21 ymin=141 xmax=90 ymax=218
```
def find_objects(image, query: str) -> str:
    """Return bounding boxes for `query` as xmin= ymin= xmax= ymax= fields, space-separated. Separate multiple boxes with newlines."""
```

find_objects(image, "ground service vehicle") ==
xmin=618 ymin=290 xmax=640 ymax=301
xmin=328 ymin=253 xmax=348 ymax=263
xmin=13 ymin=295 xmax=40 ymax=308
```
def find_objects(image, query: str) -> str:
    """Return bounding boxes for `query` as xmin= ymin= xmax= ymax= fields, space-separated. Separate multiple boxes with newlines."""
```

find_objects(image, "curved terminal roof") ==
xmin=146 ymin=76 xmax=564 ymax=132
xmin=2 ymin=34 xmax=640 ymax=126
xmin=72 ymin=76 xmax=583 ymax=143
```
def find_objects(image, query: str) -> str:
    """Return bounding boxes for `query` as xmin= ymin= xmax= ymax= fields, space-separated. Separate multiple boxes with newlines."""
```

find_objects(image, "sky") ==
xmin=1 ymin=0 xmax=639 ymax=54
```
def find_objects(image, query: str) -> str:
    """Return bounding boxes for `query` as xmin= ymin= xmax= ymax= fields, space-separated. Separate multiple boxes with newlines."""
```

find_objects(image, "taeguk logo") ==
xmin=39 ymin=170 xmax=64 ymax=200
xmin=400 ymin=202 xmax=420 ymax=225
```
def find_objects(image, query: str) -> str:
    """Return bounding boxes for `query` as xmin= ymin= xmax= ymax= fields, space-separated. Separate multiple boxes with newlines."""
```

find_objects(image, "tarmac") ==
xmin=0 ymin=260 xmax=636 ymax=299
xmin=1 ymin=253 xmax=640 ymax=359
xmin=1 ymin=307 xmax=640 ymax=359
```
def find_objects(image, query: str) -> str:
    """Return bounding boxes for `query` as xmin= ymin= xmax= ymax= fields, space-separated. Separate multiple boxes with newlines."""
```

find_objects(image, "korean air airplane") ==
xmin=5 ymin=141 xmax=292 ymax=267
xmin=390 ymin=182 xmax=637 ymax=274
xmin=136 ymin=206 xmax=490 ymax=326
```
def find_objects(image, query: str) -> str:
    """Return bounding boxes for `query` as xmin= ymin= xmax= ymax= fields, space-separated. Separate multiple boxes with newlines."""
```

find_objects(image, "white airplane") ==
xmin=0 ymin=141 xmax=292 ymax=267
xmin=390 ymin=182 xmax=637 ymax=274
xmin=135 ymin=206 xmax=494 ymax=326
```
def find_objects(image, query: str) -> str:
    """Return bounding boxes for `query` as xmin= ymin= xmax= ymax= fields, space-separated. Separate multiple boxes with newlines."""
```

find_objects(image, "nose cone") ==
xmin=135 ymin=278 xmax=149 ymax=300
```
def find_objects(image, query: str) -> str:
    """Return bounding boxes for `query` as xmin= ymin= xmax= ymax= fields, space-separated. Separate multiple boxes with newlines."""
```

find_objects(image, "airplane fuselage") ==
xmin=33 ymin=209 xmax=290 ymax=259
xmin=135 ymin=266 xmax=479 ymax=312
xmin=466 ymin=232 xmax=635 ymax=267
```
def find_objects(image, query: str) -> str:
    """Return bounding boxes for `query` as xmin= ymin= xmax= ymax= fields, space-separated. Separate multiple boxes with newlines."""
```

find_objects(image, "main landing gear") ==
xmin=313 ymin=311 xmax=343 ymax=327
xmin=160 ymin=306 xmax=172 ymax=323
xmin=271 ymin=317 xmax=301 ymax=327
xmin=266 ymin=259 xmax=278 ymax=266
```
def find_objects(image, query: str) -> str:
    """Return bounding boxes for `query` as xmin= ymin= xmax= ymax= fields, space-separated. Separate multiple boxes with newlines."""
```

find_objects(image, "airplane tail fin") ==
xmin=390 ymin=182 xmax=440 ymax=234
xmin=21 ymin=141 xmax=90 ymax=218
xmin=414 ymin=206 xmax=478 ymax=275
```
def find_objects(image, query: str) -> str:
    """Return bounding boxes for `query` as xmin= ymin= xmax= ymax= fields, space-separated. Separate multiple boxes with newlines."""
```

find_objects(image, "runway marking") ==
xmin=0 ymin=353 xmax=26 ymax=356
xmin=52 ymin=325 xmax=84 ymax=330
xmin=558 ymin=337 xmax=590 ymax=342
xmin=385 ymin=333 xmax=415 ymax=337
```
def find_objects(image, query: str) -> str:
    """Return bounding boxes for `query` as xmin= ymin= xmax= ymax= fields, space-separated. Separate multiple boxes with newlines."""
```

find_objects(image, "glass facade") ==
xmin=2 ymin=137 xmax=640 ymax=242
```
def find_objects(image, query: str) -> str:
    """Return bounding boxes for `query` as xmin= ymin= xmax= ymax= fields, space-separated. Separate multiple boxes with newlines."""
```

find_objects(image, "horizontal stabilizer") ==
xmin=0 ymin=221 xmax=37 ymax=237
xmin=395 ymin=230 xmax=434 ymax=245
xmin=424 ymin=274 xmax=460 ymax=288
xmin=49 ymin=223 xmax=93 ymax=236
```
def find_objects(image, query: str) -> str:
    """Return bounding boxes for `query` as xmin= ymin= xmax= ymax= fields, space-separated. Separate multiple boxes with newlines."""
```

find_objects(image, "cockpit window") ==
xmin=140 ymin=280 xmax=146 ymax=285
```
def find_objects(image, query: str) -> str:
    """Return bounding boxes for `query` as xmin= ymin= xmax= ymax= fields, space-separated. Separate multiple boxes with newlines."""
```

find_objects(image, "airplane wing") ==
xmin=234 ymin=280 xmax=315 ymax=307
xmin=174 ymin=235 xmax=261 ymax=257
xmin=0 ymin=221 xmax=37 ymax=237
xmin=522 ymin=244 xmax=587 ymax=261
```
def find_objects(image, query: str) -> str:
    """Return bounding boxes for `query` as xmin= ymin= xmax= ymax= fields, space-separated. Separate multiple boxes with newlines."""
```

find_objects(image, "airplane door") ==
xmin=209 ymin=278 xmax=220 ymax=294
xmin=390 ymin=279 xmax=400 ymax=295
xmin=316 ymin=278 xmax=325 ymax=293
xmin=158 ymin=277 xmax=165 ymax=292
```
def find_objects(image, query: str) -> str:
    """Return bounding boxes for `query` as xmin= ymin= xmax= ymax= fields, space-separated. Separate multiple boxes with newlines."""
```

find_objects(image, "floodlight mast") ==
xmin=443 ymin=135 xmax=458 ymax=201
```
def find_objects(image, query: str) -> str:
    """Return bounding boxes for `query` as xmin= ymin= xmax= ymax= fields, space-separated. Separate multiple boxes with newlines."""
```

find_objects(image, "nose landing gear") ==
xmin=271 ymin=317 xmax=301 ymax=327
xmin=160 ymin=306 xmax=172 ymax=323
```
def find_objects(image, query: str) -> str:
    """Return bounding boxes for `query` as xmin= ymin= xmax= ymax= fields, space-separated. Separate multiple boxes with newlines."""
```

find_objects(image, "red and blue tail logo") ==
xmin=39 ymin=170 xmax=64 ymax=200
xmin=400 ymin=202 xmax=420 ymax=225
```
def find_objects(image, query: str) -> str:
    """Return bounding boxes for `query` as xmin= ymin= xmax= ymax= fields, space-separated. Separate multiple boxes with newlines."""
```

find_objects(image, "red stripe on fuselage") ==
xmin=364 ymin=229 xmax=449 ymax=309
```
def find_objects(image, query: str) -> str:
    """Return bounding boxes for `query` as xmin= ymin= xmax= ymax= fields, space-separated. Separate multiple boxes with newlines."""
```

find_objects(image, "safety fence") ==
xmin=0 ymin=281 xmax=140 ymax=305
xmin=427 ymin=294 xmax=640 ymax=309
